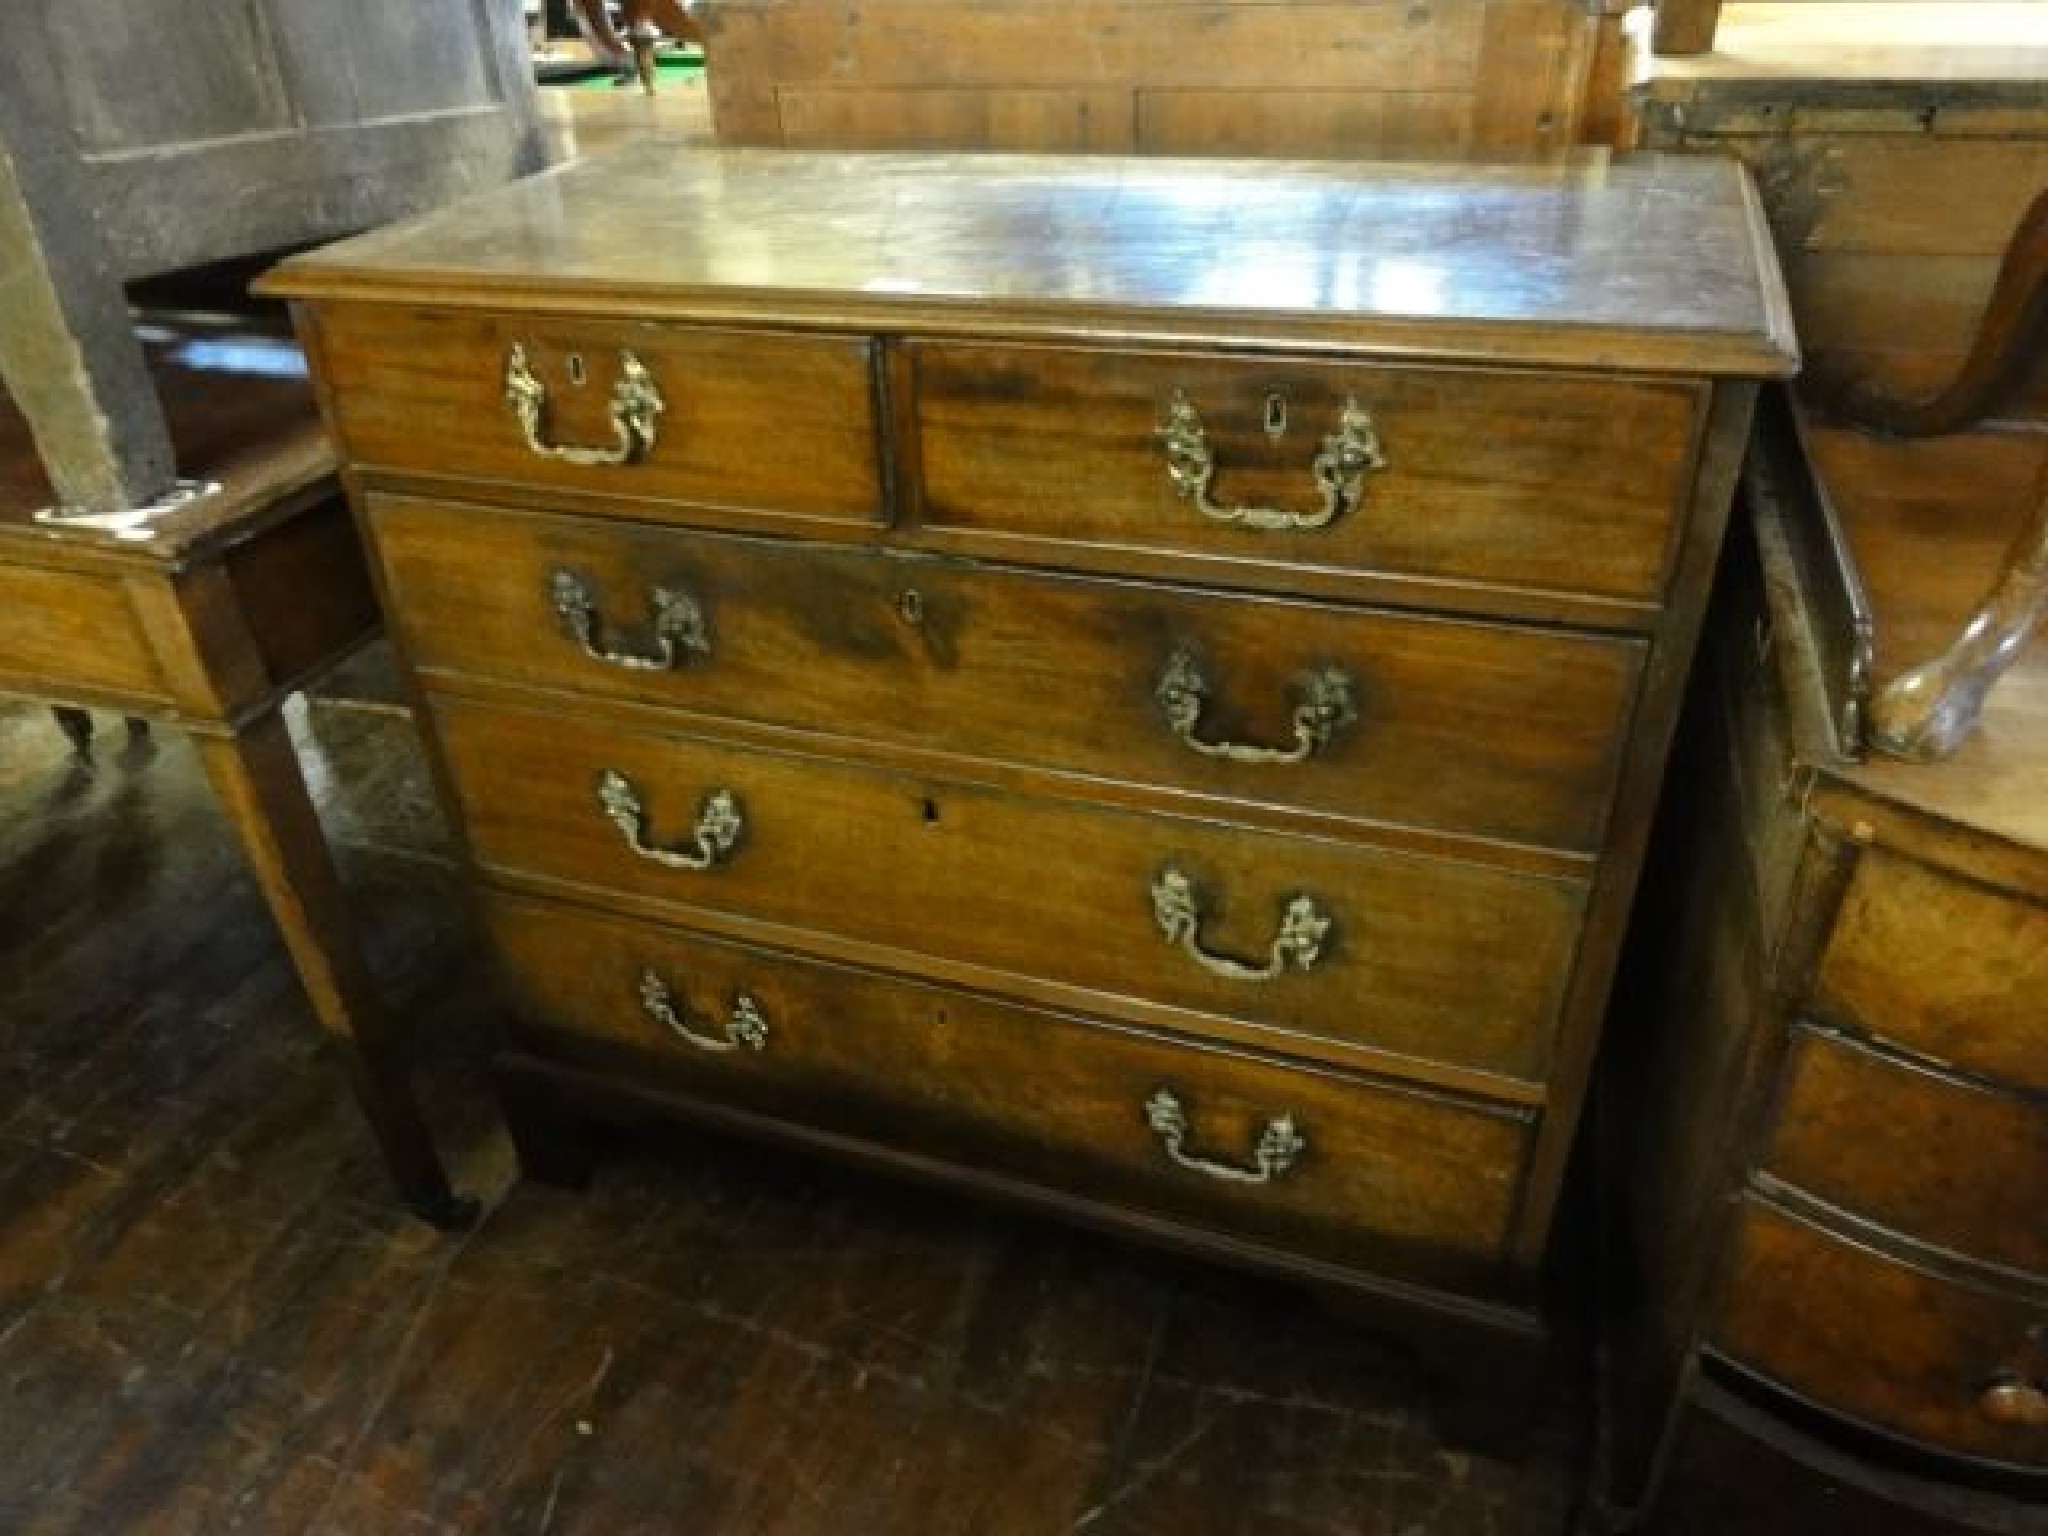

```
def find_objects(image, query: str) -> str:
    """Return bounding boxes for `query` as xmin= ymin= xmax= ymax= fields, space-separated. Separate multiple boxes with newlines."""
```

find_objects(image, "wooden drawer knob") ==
xmin=1979 ymin=1376 xmax=2048 ymax=1429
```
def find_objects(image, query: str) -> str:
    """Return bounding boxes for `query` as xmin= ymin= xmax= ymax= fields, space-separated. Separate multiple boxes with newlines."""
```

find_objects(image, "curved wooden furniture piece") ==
xmin=1599 ymin=387 xmax=2048 ymax=1535
xmin=1808 ymin=185 xmax=2048 ymax=762
xmin=1830 ymin=185 xmax=2048 ymax=440
xmin=1867 ymin=460 xmax=2048 ymax=760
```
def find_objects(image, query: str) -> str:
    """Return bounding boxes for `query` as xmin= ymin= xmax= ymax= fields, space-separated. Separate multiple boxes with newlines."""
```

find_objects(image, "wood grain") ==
xmin=1815 ymin=843 xmax=2048 ymax=1097
xmin=259 ymin=147 xmax=1798 ymax=381
xmin=433 ymin=694 xmax=1588 ymax=1088
xmin=913 ymin=342 xmax=1703 ymax=611
xmin=307 ymin=305 xmax=884 ymax=526
xmin=1714 ymin=1198 xmax=2048 ymax=1471
xmin=1763 ymin=1027 xmax=2048 ymax=1282
xmin=486 ymin=892 xmax=1531 ymax=1289
xmin=369 ymin=493 xmax=1643 ymax=856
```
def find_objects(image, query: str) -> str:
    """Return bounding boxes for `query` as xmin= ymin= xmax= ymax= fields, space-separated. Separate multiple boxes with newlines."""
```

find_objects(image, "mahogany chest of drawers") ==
xmin=262 ymin=147 xmax=1793 ymax=1425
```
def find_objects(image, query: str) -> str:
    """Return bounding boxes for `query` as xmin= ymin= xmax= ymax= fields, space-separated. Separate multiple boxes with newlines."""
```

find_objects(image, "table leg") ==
xmin=52 ymin=706 xmax=94 ymax=755
xmin=195 ymin=709 xmax=475 ymax=1229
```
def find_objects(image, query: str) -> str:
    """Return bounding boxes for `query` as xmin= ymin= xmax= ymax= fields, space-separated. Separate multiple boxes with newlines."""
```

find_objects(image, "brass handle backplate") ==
xmin=596 ymin=769 xmax=743 ymax=870
xmin=550 ymin=569 xmax=710 ymax=671
xmin=1155 ymin=389 xmax=1385 ymax=532
xmin=1150 ymin=867 xmax=1330 ymax=982
xmin=1144 ymin=1087 xmax=1306 ymax=1185
xmin=1157 ymin=649 xmax=1355 ymax=764
xmin=504 ymin=342 xmax=665 ymax=466
xmin=638 ymin=968 xmax=768 ymax=1053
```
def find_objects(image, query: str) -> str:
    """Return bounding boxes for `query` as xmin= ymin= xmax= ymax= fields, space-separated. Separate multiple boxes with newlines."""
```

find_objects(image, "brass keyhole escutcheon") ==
xmin=1263 ymin=393 xmax=1288 ymax=440
xmin=567 ymin=353 xmax=588 ymax=386
xmin=897 ymin=589 xmax=926 ymax=626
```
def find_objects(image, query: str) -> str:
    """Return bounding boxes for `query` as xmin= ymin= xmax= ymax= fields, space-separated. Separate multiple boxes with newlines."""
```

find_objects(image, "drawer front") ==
xmin=435 ymin=696 xmax=1588 ymax=1084
xmin=1716 ymin=1199 xmax=2048 ymax=1471
xmin=913 ymin=343 xmax=1702 ymax=609
xmin=0 ymin=564 xmax=167 ymax=705
xmin=1815 ymin=845 xmax=2048 ymax=1096
xmin=1762 ymin=1027 xmax=2048 ymax=1281
xmin=310 ymin=305 xmax=882 ymax=525
xmin=373 ymin=494 xmax=1643 ymax=854
xmin=485 ymin=893 xmax=1531 ymax=1286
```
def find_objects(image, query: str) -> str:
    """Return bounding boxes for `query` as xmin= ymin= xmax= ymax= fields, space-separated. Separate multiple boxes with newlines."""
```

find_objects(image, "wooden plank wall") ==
xmin=702 ymin=0 xmax=1628 ymax=157
xmin=1638 ymin=93 xmax=2048 ymax=412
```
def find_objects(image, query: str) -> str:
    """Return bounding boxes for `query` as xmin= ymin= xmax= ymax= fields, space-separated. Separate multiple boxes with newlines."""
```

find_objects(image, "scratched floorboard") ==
xmin=0 ymin=700 xmax=1581 ymax=1535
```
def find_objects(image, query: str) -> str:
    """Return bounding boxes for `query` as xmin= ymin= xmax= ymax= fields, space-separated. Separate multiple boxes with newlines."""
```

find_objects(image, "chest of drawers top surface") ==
xmin=259 ymin=146 xmax=1795 ymax=376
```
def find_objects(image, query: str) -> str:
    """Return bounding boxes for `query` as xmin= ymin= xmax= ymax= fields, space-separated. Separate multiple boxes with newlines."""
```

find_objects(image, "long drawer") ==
xmin=484 ymin=892 xmax=1532 ymax=1287
xmin=433 ymin=695 xmax=1588 ymax=1086
xmin=1715 ymin=1198 xmax=2048 ymax=1472
xmin=307 ymin=305 xmax=883 ymax=526
xmin=1761 ymin=1026 xmax=2048 ymax=1282
xmin=1814 ymin=844 xmax=2048 ymax=1097
xmin=912 ymin=341 xmax=1703 ymax=613
xmin=373 ymin=493 xmax=1643 ymax=854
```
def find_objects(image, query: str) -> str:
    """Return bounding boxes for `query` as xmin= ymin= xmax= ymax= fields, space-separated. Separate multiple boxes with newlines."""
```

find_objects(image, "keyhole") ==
xmin=567 ymin=353 xmax=588 ymax=386
xmin=1263 ymin=393 xmax=1288 ymax=440
xmin=920 ymin=796 xmax=941 ymax=826
xmin=897 ymin=589 xmax=925 ymax=626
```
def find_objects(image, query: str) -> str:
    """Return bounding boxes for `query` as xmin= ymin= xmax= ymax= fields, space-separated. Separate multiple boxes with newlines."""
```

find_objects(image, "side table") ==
xmin=0 ymin=309 xmax=469 ymax=1228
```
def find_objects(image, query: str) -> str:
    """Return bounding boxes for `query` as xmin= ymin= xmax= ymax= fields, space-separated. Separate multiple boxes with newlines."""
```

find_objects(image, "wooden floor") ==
xmin=0 ymin=693 xmax=1583 ymax=1534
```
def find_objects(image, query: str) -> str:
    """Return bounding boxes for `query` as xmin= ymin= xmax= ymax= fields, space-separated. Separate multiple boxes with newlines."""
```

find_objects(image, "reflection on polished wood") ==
xmin=261 ymin=147 xmax=1797 ymax=378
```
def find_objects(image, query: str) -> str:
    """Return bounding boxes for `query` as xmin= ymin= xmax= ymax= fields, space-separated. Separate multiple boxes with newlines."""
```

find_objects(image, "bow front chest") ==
xmin=263 ymin=147 xmax=1793 ymax=1422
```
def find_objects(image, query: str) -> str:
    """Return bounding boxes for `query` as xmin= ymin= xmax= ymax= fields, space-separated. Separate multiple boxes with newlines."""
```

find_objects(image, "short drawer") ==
xmin=0 ymin=562 xmax=167 ymax=706
xmin=1762 ymin=1027 xmax=2048 ymax=1281
xmin=308 ymin=305 xmax=882 ymax=526
xmin=434 ymin=696 xmax=1588 ymax=1086
xmin=373 ymin=494 xmax=1643 ymax=854
xmin=912 ymin=342 xmax=1702 ymax=614
xmin=1715 ymin=1199 xmax=2048 ymax=1472
xmin=484 ymin=893 xmax=1532 ymax=1287
xmin=1814 ymin=844 xmax=2048 ymax=1096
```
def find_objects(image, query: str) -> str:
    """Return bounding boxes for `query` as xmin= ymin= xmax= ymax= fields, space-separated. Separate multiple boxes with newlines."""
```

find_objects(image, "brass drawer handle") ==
xmin=503 ymin=343 xmax=665 ymax=466
xmin=1156 ymin=390 xmax=1385 ymax=532
xmin=1157 ymin=649 xmax=1355 ymax=764
xmin=550 ymin=569 xmax=710 ymax=671
xmin=596 ymin=769 xmax=743 ymax=870
xmin=1144 ymin=1087 xmax=1306 ymax=1185
xmin=1978 ymin=1374 xmax=2048 ymax=1428
xmin=638 ymin=968 xmax=768 ymax=1052
xmin=1150 ymin=867 xmax=1330 ymax=982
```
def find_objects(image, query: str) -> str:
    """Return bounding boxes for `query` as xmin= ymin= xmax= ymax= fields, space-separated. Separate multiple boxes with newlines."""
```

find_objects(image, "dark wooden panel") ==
xmin=1762 ymin=1028 xmax=2048 ymax=1282
xmin=312 ymin=306 xmax=884 ymax=526
xmin=223 ymin=495 xmax=379 ymax=695
xmin=1715 ymin=1199 xmax=2048 ymax=1472
xmin=913 ymin=342 xmax=1702 ymax=613
xmin=485 ymin=893 xmax=1531 ymax=1288
xmin=370 ymin=494 xmax=1643 ymax=855
xmin=433 ymin=694 xmax=1588 ymax=1087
